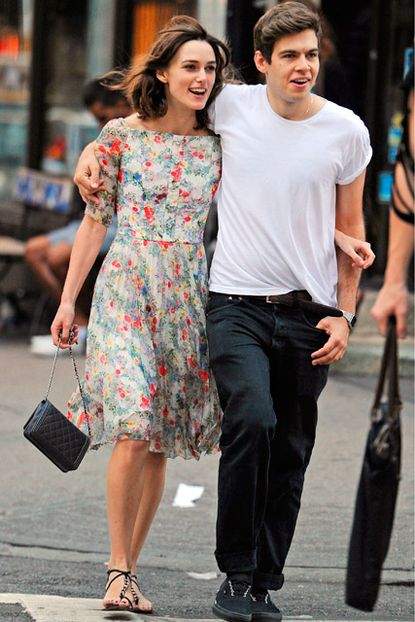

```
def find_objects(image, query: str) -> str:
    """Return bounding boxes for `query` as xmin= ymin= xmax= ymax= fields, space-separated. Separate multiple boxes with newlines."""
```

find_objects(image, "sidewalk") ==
xmin=0 ymin=335 xmax=413 ymax=621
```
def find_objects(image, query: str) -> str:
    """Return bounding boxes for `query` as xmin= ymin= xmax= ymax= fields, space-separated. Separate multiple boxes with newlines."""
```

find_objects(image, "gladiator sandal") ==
xmin=103 ymin=568 xmax=133 ymax=611
xmin=130 ymin=573 xmax=153 ymax=614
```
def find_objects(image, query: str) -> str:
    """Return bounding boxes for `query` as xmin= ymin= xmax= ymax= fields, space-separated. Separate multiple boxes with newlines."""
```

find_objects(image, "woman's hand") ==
xmin=50 ymin=302 xmax=78 ymax=348
xmin=73 ymin=141 xmax=103 ymax=204
xmin=334 ymin=229 xmax=375 ymax=268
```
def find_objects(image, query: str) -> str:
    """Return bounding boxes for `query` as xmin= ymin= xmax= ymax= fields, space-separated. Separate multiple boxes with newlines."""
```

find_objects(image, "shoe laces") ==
xmin=251 ymin=589 xmax=269 ymax=603
xmin=228 ymin=580 xmax=251 ymax=597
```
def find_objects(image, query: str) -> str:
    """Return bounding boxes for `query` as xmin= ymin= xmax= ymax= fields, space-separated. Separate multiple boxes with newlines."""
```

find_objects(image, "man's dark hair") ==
xmin=82 ymin=77 xmax=128 ymax=108
xmin=254 ymin=1 xmax=322 ymax=63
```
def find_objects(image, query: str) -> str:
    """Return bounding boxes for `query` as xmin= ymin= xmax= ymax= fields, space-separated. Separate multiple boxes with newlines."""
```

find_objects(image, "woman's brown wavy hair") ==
xmin=105 ymin=16 xmax=231 ymax=130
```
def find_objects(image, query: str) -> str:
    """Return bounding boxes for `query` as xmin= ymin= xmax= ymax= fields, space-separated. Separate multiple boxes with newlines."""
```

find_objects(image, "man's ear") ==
xmin=254 ymin=50 xmax=268 ymax=75
xmin=156 ymin=70 xmax=168 ymax=84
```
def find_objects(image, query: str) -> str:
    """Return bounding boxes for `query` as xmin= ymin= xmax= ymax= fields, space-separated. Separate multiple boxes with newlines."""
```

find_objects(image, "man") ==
xmin=25 ymin=78 xmax=130 ymax=354
xmin=206 ymin=4 xmax=371 ymax=620
xmin=73 ymin=4 xmax=372 ymax=620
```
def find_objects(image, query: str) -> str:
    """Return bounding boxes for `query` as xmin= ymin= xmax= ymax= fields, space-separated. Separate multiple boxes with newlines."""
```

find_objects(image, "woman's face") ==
xmin=157 ymin=39 xmax=217 ymax=112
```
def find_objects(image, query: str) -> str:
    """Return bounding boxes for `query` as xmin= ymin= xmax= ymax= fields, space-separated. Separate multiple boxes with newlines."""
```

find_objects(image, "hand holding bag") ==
xmin=23 ymin=333 xmax=90 ymax=472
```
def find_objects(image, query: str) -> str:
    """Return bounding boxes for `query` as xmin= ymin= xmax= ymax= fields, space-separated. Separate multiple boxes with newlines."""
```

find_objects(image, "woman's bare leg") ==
xmin=104 ymin=439 xmax=150 ymax=608
xmin=129 ymin=452 xmax=167 ymax=611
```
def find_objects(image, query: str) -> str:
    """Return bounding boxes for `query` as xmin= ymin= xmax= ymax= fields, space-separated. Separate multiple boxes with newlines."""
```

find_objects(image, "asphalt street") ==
xmin=0 ymin=339 xmax=413 ymax=621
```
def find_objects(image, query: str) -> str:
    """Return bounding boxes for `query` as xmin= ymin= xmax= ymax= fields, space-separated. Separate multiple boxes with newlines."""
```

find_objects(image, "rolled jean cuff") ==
xmin=215 ymin=549 xmax=257 ymax=573
xmin=253 ymin=571 xmax=284 ymax=591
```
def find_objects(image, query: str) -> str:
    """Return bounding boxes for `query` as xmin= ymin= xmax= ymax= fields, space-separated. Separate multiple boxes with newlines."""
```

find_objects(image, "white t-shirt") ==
xmin=209 ymin=84 xmax=372 ymax=306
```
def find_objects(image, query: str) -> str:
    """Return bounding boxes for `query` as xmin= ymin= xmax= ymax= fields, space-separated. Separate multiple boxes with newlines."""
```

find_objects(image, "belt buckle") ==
xmin=265 ymin=295 xmax=277 ymax=304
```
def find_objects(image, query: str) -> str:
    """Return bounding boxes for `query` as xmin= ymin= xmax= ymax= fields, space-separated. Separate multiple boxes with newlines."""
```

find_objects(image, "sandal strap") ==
xmin=130 ymin=574 xmax=140 ymax=603
xmin=105 ymin=568 xmax=131 ymax=595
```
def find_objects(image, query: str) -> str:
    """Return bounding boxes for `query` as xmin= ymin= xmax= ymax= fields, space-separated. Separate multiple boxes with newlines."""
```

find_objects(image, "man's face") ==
xmin=89 ymin=100 xmax=131 ymax=129
xmin=254 ymin=29 xmax=320 ymax=106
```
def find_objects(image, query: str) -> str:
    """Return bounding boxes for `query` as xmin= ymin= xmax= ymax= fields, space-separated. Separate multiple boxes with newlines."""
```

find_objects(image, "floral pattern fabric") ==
xmin=67 ymin=118 xmax=222 ymax=459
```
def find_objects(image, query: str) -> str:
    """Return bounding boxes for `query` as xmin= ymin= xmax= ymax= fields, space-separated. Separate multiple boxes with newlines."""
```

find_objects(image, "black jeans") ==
xmin=206 ymin=293 xmax=330 ymax=591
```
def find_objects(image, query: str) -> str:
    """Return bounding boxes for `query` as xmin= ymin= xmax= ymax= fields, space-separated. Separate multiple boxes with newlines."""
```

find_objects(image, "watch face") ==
xmin=342 ymin=310 xmax=356 ymax=327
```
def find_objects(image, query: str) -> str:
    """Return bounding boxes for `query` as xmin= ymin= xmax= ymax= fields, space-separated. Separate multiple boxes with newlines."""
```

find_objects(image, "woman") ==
xmin=51 ymin=16 xmax=229 ymax=613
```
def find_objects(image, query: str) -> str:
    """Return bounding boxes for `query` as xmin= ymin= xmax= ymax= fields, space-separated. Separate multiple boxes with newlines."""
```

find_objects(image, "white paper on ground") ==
xmin=172 ymin=483 xmax=204 ymax=507
xmin=186 ymin=571 xmax=219 ymax=580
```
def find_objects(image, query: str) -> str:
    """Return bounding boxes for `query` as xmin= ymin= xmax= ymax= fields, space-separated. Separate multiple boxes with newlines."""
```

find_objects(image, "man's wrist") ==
xmin=339 ymin=309 xmax=356 ymax=330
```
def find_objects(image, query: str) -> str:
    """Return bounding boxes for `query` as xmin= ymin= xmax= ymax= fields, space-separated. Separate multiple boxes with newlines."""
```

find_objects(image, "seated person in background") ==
xmin=25 ymin=78 xmax=131 ymax=352
xmin=371 ymin=60 xmax=414 ymax=338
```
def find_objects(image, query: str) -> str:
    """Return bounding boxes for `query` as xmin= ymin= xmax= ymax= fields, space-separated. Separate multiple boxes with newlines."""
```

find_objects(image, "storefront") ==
xmin=0 ymin=0 xmax=412 ymax=261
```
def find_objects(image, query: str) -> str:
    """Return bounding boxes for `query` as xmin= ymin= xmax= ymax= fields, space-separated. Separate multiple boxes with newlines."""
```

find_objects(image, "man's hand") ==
xmin=371 ymin=283 xmax=409 ymax=339
xmin=73 ymin=141 xmax=103 ymax=204
xmin=311 ymin=316 xmax=350 ymax=365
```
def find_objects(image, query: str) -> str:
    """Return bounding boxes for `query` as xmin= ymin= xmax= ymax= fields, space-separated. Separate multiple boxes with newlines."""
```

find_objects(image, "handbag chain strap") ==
xmin=45 ymin=332 xmax=91 ymax=436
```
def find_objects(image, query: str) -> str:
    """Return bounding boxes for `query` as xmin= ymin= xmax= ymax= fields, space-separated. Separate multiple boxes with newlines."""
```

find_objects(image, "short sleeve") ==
xmin=84 ymin=118 xmax=127 ymax=227
xmin=337 ymin=122 xmax=372 ymax=185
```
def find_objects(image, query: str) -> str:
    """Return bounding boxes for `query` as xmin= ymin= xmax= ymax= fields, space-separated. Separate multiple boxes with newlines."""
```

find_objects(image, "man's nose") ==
xmin=296 ymin=55 xmax=310 ymax=72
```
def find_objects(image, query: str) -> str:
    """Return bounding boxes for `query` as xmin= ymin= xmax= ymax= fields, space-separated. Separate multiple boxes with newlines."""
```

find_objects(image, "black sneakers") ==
xmin=212 ymin=579 xmax=252 ymax=622
xmin=251 ymin=589 xmax=282 ymax=622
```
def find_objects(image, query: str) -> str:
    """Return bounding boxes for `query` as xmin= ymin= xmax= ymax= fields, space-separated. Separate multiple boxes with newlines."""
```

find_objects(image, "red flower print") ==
xmin=199 ymin=154 xmax=204 ymax=159
xmin=198 ymin=370 xmax=209 ymax=382
xmin=182 ymin=191 xmax=190 ymax=198
xmin=140 ymin=396 xmax=149 ymax=408
xmin=145 ymin=161 xmax=152 ymax=167
xmin=162 ymin=407 xmax=169 ymax=417
xmin=187 ymin=357 xmax=198 ymax=368
xmin=182 ymin=329 xmax=187 ymax=341
xmin=144 ymin=206 xmax=154 ymax=221
xmin=159 ymin=365 xmax=167 ymax=376
xmin=171 ymin=167 xmax=181 ymax=182
xmin=112 ymin=260 xmax=121 ymax=268
xmin=150 ymin=384 xmax=156 ymax=397
xmin=99 ymin=145 xmax=107 ymax=153
xmin=154 ymin=135 xmax=161 ymax=143
xmin=124 ymin=315 xmax=132 ymax=323
xmin=102 ymin=159 xmax=108 ymax=166
xmin=184 ymin=216 xmax=191 ymax=222
xmin=116 ymin=369 xmax=121 ymax=375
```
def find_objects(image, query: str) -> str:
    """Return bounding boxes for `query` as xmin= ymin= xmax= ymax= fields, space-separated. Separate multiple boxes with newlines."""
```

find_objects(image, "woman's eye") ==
xmin=184 ymin=64 xmax=196 ymax=70
xmin=206 ymin=66 xmax=216 ymax=73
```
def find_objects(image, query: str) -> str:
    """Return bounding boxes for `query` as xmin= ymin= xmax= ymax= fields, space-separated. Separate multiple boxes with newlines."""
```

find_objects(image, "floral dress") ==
xmin=67 ymin=118 xmax=222 ymax=459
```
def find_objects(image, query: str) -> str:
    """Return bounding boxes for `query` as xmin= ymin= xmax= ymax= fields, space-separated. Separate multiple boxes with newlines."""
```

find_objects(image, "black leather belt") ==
xmin=210 ymin=290 xmax=312 ymax=306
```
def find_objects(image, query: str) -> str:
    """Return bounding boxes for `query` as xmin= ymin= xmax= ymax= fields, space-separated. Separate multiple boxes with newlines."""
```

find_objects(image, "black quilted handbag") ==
xmin=23 ymin=334 xmax=90 ymax=472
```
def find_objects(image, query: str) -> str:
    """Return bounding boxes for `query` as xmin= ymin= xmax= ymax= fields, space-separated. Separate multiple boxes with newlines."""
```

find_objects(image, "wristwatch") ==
xmin=340 ymin=309 xmax=357 ymax=330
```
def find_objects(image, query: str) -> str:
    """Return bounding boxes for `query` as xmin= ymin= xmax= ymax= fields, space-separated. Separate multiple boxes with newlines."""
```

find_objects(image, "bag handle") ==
xmin=372 ymin=316 xmax=401 ymax=419
xmin=44 ymin=331 xmax=91 ymax=436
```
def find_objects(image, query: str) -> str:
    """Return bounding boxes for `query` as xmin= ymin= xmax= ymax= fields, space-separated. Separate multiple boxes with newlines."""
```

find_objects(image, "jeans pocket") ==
xmin=299 ymin=308 xmax=327 ymax=334
xmin=206 ymin=294 xmax=241 ymax=316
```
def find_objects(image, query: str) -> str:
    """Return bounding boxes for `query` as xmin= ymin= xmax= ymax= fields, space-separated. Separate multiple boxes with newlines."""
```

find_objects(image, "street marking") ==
xmin=0 ymin=594 xmax=411 ymax=622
